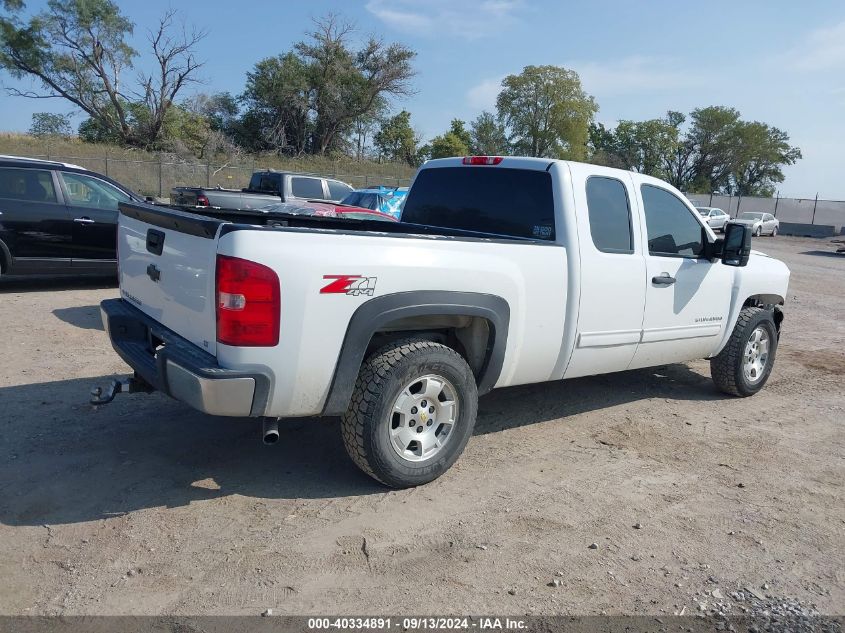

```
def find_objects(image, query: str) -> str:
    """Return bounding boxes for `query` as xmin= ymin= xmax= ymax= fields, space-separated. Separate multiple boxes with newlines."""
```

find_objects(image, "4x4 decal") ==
xmin=320 ymin=275 xmax=377 ymax=296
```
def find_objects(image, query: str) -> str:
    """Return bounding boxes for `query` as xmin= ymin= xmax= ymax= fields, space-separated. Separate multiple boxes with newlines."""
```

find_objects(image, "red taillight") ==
xmin=216 ymin=255 xmax=280 ymax=347
xmin=462 ymin=156 xmax=503 ymax=165
xmin=196 ymin=194 xmax=210 ymax=206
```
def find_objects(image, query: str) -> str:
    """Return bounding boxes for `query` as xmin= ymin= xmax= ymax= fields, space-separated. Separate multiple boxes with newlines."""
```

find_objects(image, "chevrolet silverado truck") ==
xmin=95 ymin=156 xmax=789 ymax=488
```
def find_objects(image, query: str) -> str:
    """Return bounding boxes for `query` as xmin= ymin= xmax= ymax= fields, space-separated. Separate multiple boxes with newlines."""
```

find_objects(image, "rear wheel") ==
xmin=341 ymin=339 xmax=478 ymax=488
xmin=710 ymin=306 xmax=778 ymax=396
xmin=771 ymin=226 xmax=778 ymax=237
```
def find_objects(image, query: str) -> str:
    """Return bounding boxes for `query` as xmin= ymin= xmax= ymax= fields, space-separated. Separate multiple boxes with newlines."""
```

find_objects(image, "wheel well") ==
xmin=743 ymin=294 xmax=785 ymax=334
xmin=365 ymin=314 xmax=493 ymax=381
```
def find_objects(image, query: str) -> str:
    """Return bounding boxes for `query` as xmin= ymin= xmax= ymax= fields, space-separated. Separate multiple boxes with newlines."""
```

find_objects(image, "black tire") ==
xmin=754 ymin=226 xmax=762 ymax=237
xmin=341 ymin=339 xmax=478 ymax=488
xmin=771 ymin=226 xmax=778 ymax=237
xmin=710 ymin=306 xmax=778 ymax=397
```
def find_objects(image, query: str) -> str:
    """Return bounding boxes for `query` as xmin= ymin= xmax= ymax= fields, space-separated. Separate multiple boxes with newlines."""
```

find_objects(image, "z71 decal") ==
xmin=320 ymin=275 xmax=378 ymax=296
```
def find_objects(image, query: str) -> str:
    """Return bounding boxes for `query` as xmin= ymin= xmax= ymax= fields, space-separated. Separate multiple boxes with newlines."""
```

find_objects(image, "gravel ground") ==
xmin=0 ymin=235 xmax=842 ymax=617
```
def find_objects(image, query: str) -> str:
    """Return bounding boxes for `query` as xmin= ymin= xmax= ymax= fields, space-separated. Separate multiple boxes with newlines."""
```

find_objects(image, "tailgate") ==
xmin=117 ymin=202 xmax=223 ymax=355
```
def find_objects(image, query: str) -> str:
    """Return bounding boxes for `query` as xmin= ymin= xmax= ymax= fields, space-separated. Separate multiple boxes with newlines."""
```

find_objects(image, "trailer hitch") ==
xmin=90 ymin=375 xmax=153 ymax=405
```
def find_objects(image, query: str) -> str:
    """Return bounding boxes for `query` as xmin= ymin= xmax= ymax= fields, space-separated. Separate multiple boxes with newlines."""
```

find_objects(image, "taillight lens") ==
xmin=462 ymin=156 xmax=503 ymax=165
xmin=216 ymin=255 xmax=280 ymax=347
xmin=196 ymin=194 xmax=210 ymax=206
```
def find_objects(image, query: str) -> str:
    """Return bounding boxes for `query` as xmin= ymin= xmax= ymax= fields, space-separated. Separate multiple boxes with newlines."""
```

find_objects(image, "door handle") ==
xmin=652 ymin=273 xmax=676 ymax=286
xmin=73 ymin=217 xmax=95 ymax=224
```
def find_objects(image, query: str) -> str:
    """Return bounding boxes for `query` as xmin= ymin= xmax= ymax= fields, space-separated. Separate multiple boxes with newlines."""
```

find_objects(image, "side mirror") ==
xmin=721 ymin=223 xmax=751 ymax=267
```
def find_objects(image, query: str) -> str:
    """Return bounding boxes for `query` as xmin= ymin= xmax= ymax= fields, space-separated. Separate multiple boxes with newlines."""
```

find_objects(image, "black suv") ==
xmin=0 ymin=155 xmax=144 ymax=277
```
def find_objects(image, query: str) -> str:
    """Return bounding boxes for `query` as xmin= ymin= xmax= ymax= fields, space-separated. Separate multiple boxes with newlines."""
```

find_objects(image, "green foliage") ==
xmin=0 ymin=0 xmax=204 ymax=148
xmin=242 ymin=15 xmax=415 ymax=157
xmin=589 ymin=116 xmax=680 ymax=178
xmin=374 ymin=110 xmax=418 ymax=166
xmin=28 ymin=111 xmax=72 ymax=138
xmin=470 ymin=111 xmax=508 ymax=155
xmin=496 ymin=65 xmax=597 ymax=160
xmin=592 ymin=106 xmax=801 ymax=197
xmin=731 ymin=121 xmax=802 ymax=196
xmin=425 ymin=119 xmax=471 ymax=160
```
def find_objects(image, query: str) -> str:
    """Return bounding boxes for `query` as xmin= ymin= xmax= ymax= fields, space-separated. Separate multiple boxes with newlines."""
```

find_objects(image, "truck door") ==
xmin=563 ymin=164 xmax=646 ymax=378
xmin=628 ymin=183 xmax=732 ymax=370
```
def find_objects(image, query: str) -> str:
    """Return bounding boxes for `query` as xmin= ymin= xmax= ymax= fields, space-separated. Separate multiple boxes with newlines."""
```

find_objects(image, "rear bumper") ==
xmin=100 ymin=298 xmax=271 ymax=417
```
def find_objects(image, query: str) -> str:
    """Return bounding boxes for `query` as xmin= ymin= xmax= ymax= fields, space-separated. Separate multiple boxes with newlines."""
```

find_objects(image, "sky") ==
xmin=2 ymin=0 xmax=844 ymax=199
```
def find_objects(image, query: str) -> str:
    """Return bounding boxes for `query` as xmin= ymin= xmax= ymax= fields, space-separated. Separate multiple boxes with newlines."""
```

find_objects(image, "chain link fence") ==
xmin=16 ymin=153 xmax=413 ymax=199
xmin=685 ymin=192 xmax=845 ymax=232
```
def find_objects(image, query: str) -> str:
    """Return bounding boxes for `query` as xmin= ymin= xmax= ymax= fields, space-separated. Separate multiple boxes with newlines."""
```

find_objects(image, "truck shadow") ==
xmin=52 ymin=305 xmax=105 ymax=330
xmin=0 ymin=363 xmax=724 ymax=526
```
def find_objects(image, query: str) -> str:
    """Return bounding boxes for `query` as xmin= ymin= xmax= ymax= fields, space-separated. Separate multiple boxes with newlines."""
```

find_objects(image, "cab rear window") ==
xmin=401 ymin=167 xmax=555 ymax=240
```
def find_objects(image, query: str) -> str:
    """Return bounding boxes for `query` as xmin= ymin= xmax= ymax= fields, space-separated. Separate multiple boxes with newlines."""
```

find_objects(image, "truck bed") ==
xmin=125 ymin=202 xmax=545 ymax=243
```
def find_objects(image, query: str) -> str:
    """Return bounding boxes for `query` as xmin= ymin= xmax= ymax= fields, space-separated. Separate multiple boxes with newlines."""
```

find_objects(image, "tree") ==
xmin=352 ymin=94 xmax=387 ymax=160
xmin=374 ymin=110 xmax=418 ymax=165
xmin=240 ymin=52 xmax=311 ymax=154
xmin=426 ymin=119 xmax=472 ymax=159
xmin=665 ymin=106 xmax=740 ymax=192
xmin=470 ymin=111 xmax=508 ymax=155
xmin=590 ymin=116 xmax=680 ymax=178
xmin=496 ymin=65 xmax=597 ymax=160
xmin=0 ymin=0 xmax=205 ymax=148
xmin=28 ymin=112 xmax=72 ymax=138
xmin=241 ymin=16 xmax=415 ymax=156
xmin=730 ymin=122 xmax=801 ymax=196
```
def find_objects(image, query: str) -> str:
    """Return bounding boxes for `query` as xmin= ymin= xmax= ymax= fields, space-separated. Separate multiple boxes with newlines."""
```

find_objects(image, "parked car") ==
xmin=340 ymin=186 xmax=409 ymax=219
xmin=258 ymin=201 xmax=398 ymax=222
xmin=0 ymin=155 xmax=145 ymax=277
xmin=171 ymin=171 xmax=354 ymax=213
xmin=96 ymin=156 xmax=789 ymax=488
xmin=696 ymin=206 xmax=730 ymax=232
xmin=729 ymin=212 xmax=779 ymax=237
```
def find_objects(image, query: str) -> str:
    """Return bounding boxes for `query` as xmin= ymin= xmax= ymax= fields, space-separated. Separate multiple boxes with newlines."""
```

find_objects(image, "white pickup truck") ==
xmin=97 ymin=156 xmax=789 ymax=487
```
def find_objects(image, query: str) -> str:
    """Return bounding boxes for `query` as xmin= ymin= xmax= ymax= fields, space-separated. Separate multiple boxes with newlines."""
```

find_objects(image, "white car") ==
xmin=729 ymin=212 xmax=779 ymax=237
xmin=696 ymin=206 xmax=730 ymax=231
xmin=96 ymin=156 xmax=790 ymax=487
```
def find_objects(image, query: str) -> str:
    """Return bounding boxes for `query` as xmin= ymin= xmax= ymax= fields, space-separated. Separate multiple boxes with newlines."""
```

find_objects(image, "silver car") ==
xmin=729 ymin=212 xmax=780 ymax=237
xmin=696 ymin=206 xmax=730 ymax=231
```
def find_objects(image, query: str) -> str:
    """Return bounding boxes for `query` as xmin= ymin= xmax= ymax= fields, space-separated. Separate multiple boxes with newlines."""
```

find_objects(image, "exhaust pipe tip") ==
xmin=262 ymin=418 xmax=280 ymax=445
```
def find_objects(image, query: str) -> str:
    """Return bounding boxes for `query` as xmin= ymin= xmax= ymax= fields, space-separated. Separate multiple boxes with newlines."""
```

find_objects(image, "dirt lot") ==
xmin=0 ymin=235 xmax=843 ymax=617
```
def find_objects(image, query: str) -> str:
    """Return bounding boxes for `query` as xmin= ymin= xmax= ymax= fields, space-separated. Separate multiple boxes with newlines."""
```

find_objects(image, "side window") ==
xmin=585 ymin=177 xmax=633 ymax=253
xmin=60 ymin=172 xmax=129 ymax=211
xmin=764 ymin=214 xmax=774 ymax=221
xmin=0 ymin=167 xmax=58 ymax=202
xmin=291 ymin=177 xmax=325 ymax=199
xmin=641 ymin=185 xmax=704 ymax=258
xmin=327 ymin=180 xmax=352 ymax=200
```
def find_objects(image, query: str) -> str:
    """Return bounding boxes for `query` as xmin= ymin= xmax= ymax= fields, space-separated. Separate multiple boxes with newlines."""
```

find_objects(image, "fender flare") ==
xmin=321 ymin=291 xmax=510 ymax=416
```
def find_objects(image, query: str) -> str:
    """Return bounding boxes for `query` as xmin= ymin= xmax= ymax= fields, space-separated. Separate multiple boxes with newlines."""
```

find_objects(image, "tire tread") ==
xmin=341 ymin=338 xmax=467 ymax=486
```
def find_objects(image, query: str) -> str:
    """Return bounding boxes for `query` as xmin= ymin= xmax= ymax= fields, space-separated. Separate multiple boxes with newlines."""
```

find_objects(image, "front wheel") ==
xmin=755 ymin=226 xmax=762 ymax=237
xmin=341 ymin=339 xmax=478 ymax=488
xmin=710 ymin=306 xmax=778 ymax=397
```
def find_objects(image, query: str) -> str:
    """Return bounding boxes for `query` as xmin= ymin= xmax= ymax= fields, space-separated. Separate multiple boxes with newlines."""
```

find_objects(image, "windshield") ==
xmin=340 ymin=192 xmax=380 ymax=210
xmin=696 ymin=208 xmax=710 ymax=216
xmin=740 ymin=212 xmax=764 ymax=220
